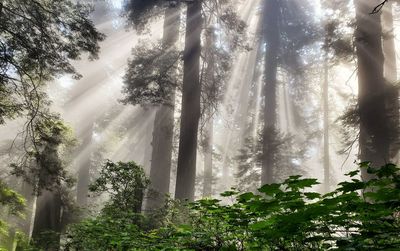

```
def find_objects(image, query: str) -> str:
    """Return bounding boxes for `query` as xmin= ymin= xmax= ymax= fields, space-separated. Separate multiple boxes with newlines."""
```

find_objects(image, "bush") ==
xmin=65 ymin=162 xmax=400 ymax=250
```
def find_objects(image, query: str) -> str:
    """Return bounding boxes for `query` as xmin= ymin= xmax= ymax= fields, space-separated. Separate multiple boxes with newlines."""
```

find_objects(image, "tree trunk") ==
xmin=175 ymin=1 xmax=203 ymax=201
xmin=354 ymin=0 xmax=389 ymax=180
xmin=32 ymin=190 xmax=62 ymax=251
xmin=382 ymin=1 xmax=399 ymax=161
xmin=323 ymin=48 xmax=330 ymax=193
xmin=76 ymin=124 xmax=93 ymax=206
xmin=238 ymin=17 xmax=264 ymax=148
xmin=146 ymin=4 xmax=181 ymax=210
xmin=203 ymin=116 xmax=213 ymax=197
xmin=261 ymin=0 xmax=280 ymax=185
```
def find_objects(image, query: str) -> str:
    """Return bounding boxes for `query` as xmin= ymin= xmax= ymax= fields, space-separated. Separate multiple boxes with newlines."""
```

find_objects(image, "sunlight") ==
xmin=2 ymin=0 xmax=400 ymax=249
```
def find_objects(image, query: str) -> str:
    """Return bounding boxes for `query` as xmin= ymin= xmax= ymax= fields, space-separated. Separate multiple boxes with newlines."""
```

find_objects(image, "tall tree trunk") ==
xmin=175 ymin=1 xmax=203 ymax=201
xmin=354 ymin=0 xmax=389 ymax=180
xmin=323 ymin=48 xmax=330 ymax=193
xmin=203 ymin=116 xmax=213 ymax=197
xmin=202 ymin=26 xmax=216 ymax=197
xmin=261 ymin=0 xmax=280 ymax=185
xmin=146 ymin=4 xmax=181 ymax=210
xmin=76 ymin=124 xmax=93 ymax=206
xmin=238 ymin=17 xmax=264 ymax=148
xmin=382 ymin=1 xmax=399 ymax=161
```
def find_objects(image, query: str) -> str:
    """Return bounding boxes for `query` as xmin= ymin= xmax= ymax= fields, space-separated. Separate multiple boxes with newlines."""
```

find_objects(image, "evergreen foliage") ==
xmin=0 ymin=0 xmax=105 ymax=123
xmin=11 ymin=115 xmax=76 ymax=194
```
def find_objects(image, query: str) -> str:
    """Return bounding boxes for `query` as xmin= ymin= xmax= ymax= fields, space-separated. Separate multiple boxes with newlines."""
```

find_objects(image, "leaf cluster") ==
xmin=66 ymin=162 xmax=400 ymax=250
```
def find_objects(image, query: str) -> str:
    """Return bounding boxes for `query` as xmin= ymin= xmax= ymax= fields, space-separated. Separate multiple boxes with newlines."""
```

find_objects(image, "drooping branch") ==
xmin=371 ymin=0 xmax=388 ymax=14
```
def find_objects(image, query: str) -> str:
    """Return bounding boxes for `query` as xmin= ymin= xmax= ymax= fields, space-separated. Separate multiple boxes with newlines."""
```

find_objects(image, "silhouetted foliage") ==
xmin=0 ymin=0 xmax=105 ymax=124
xmin=121 ymin=42 xmax=182 ymax=106
xmin=123 ymin=0 xmax=165 ymax=31
xmin=11 ymin=115 xmax=76 ymax=194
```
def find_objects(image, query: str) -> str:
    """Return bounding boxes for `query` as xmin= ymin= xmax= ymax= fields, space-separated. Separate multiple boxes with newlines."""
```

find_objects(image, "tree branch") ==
xmin=370 ymin=0 xmax=388 ymax=14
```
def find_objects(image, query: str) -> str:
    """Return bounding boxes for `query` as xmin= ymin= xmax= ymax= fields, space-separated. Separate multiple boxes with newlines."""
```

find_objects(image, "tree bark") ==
xmin=354 ymin=0 xmax=389 ymax=180
xmin=323 ymin=47 xmax=330 ymax=193
xmin=76 ymin=124 xmax=93 ymax=206
xmin=203 ymin=116 xmax=213 ymax=197
xmin=175 ymin=1 xmax=203 ymax=201
xmin=382 ymin=1 xmax=399 ymax=161
xmin=32 ymin=190 xmax=62 ymax=251
xmin=146 ymin=4 xmax=181 ymax=210
xmin=261 ymin=0 xmax=280 ymax=185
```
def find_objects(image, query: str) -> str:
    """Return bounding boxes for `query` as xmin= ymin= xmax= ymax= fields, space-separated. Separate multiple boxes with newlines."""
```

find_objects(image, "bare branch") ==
xmin=370 ymin=0 xmax=388 ymax=14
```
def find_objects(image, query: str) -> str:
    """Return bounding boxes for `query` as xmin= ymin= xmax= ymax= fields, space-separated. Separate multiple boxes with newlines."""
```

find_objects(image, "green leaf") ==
xmin=250 ymin=220 xmax=272 ymax=231
xmin=346 ymin=170 xmax=360 ymax=177
xmin=304 ymin=192 xmax=321 ymax=200
xmin=258 ymin=183 xmax=281 ymax=195
xmin=287 ymin=178 xmax=320 ymax=190
xmin=238 ymin=192 xmax=255 ymax=202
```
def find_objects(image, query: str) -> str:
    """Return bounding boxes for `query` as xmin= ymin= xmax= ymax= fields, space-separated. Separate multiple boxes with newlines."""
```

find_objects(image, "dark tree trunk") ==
xmin=382 ymin=2 xmax=399 ymax=161
xmin=32 ymin=190 xmax=62 ymax=251
xmin=354 ymin=0 xmax=389 ymax=180
xmin=175 ymin=1 xmax=203 ymax=201
xmin=261 ymin=0 xmax=280 ymax=185
xmin=146 ymin=4 xmax=181 ymax=210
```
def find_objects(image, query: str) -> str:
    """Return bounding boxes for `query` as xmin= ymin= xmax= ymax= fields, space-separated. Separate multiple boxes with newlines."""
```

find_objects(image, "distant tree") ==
xmin=175 ymin=0 xmax=246 ymax=201
xmin=261 ymin=0 xmax=280 ymax=185
xmin=260 ymin=0 xmax=318 ymax=185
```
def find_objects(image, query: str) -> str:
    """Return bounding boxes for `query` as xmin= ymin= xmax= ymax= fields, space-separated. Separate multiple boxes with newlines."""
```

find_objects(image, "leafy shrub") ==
xmin=65 ymin=162 xmax=400 ymax=250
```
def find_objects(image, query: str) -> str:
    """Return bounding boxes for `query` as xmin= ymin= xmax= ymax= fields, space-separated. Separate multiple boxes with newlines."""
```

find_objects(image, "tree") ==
xmin=11 ymin=115 xmax=76 ymax=250
xmin=1 ymin=2 xmax=104 ymax=241
xmin=122 ymin=0 xmax=182 ymax=209
xmin=201 ymin=27 xmax=216 ymax=197
xmin=259 ymin=0 xmax=318 ymax=185
xmin=0 ymin=0 xmax=104 ymax=124
xmin=147 ymin=2 xmax=181 ymax=210
xmin=261 ymin=0 xmax=280 ymax=185
xmin=89 ymin=161 xmax=149 ymax=215
xmin=76 ymin=123 xmax=94 ymax=207
xmin=175 ymin=0 xmax=203 ymax=201
xmin=354 ymin=0 xmax=390 ymax=180
xmin=123 ymin=0 xmax=245 ymax=201
xmin=322 ymin=23 xmax=331 ymax=193
xmin=382 ymin=1 xmax=399 ymax=162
